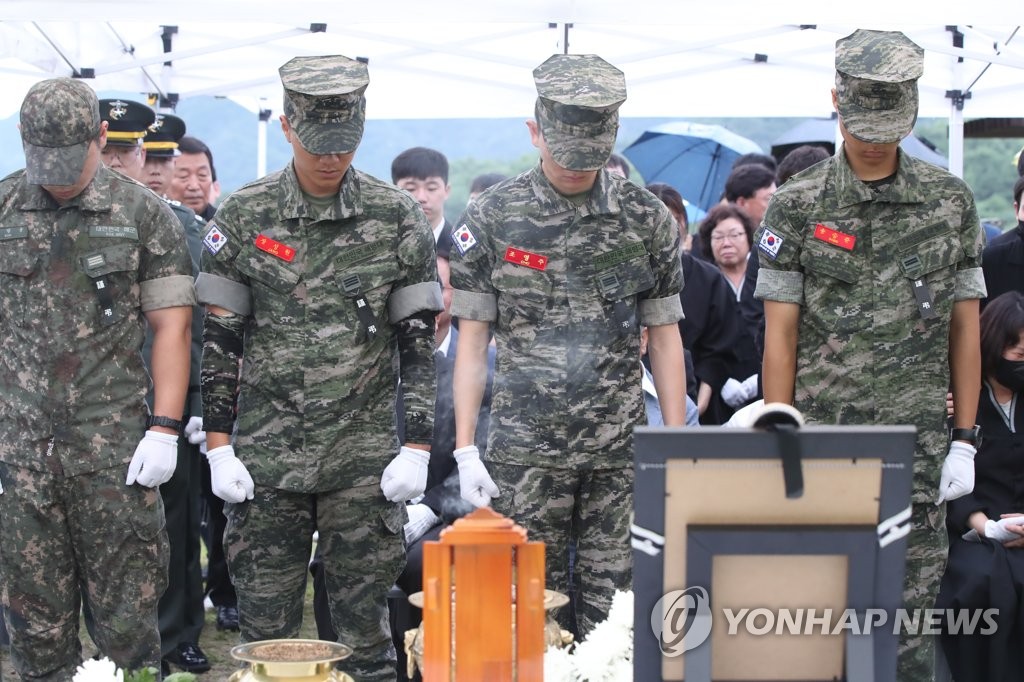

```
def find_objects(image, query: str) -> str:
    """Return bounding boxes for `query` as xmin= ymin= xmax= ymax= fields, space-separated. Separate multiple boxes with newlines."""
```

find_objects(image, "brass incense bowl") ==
xmin=227 ymin=639 xmax=354 ymax=682
xmin=404 ymin=589 xmax=574 ymax=677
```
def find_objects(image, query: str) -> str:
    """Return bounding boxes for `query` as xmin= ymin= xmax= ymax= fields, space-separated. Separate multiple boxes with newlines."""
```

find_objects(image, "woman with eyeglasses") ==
xmin=697 ymin=204 xmax=762 ymax=415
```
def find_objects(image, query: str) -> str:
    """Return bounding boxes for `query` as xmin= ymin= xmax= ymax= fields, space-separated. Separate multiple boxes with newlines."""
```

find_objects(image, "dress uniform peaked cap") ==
xmin=99 ymin=98 xmax=156 ymax=147
xmin=144 ymin=113 xmax=187 ymax=157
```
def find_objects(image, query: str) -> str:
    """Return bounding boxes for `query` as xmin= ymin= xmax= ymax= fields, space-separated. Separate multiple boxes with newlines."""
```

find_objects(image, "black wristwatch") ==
xmin=950 ymin=425 xmax=981 ymax=446
xmin=146 ymin=415 xmax=183 ymax=432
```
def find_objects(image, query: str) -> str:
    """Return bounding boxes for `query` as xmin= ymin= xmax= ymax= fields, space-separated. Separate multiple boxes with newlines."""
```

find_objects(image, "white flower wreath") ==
xmin=544 ymin=590 xmax=634 ymax=682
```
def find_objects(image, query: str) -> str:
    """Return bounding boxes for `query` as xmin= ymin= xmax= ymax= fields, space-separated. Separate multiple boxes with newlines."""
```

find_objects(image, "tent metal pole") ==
xmin=257 ymin=108 xmax=270 ymax=181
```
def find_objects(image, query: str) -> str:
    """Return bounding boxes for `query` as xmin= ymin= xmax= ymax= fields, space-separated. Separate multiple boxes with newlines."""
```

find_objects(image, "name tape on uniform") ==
xmin=814 ymin=223 xmax=856 ymax=251
xmin=255 ymin=234 xmax=296 ymax=262
xmin=504 ymin=246 xmax=547 ymax=271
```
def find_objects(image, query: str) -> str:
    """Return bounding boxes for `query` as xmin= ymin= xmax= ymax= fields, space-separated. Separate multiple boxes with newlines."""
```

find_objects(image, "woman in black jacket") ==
xmin=937 ymin=290 xmax=1024 ymax=681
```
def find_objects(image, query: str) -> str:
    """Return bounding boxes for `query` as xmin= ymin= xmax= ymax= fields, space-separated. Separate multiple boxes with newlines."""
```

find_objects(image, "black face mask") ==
xmin=994 ymin=358 xmax=1024 ymax=392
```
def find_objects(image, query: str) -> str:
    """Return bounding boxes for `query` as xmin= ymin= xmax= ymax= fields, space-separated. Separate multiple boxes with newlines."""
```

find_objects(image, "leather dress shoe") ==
xmin=216 ymin=604 xmax=240 ymax=631
xmin=163 ymin=641 xmax=211 ymax=673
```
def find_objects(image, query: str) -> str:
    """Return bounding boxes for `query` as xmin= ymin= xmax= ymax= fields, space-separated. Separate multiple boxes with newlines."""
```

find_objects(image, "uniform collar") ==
xmin=529 ymin=164 xmax=622 ymax=218
xmin=831 ymin=146 xmax=928 ymax=209
xmin=17 ymin=165 xmax=113 ymax=213
xmin=278 ymin=161 xmax=362 ymax=222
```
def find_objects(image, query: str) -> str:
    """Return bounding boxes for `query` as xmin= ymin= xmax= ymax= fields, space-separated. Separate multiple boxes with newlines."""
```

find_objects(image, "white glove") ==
xmin=381 ymin=446 xmax=430 ymax=502
xmin=454 ymin=445 xmax=499 ymax=508
xmin=936 ymin=441 xmax=976 ymax=504
xmin=983 ymin=518 xmax=1024 ymax=543
xmin=721 ymin=378 xmax=753 ymax=408
xmin=404 ymin=503 xmax=440 ymax=545
xmin=184 ymin=416 xmax=207 ymax=446
xmin=740 ymin=374 xmax=759 ymax=400
xmin=126 ymin=431 xmax=178 ymax=487
xmin=205 ymin=445 xmax=255 ymax=503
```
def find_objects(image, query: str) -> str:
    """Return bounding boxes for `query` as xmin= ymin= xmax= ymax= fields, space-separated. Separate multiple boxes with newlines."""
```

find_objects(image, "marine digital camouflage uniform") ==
xmin=449 ymin=165 xmax=684 ymax=636
xmin=0 ymin=162 xmax=195 ymax=679
xmin=196 ymin=159 xmax=440 ymax=681
xmin=755 ymin=148 xmax=986 ymax=679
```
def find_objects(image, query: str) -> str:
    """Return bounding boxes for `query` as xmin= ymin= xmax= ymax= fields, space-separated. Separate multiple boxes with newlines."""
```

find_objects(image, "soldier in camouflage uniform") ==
xmin=196 ymin=55 xmax=441 ymax=682
xmin=448 ymin=54 xmax=688 ymax=638
xmin=755 ymin=30 xmax=986 ymax=681
xmin=96 ymin=98 xmax=212 ymax=673
xmin=0 ymin=78 xmax=194 ymax=680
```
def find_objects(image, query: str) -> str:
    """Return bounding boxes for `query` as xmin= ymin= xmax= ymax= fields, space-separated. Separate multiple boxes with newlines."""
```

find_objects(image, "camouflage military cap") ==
xmin=20 ymin=77 xmax=101 ymax=186
xmin=835 ymin=29 xmax=924 ymax=144
xmin=143 ymin=112 xmax=187 ymax=158
xmin=280 ymin=55 xmax=369 ymax=155
xmin=533 ymin=54 xmax=625 ymax=171
xmin=99 ymin=98 xmax=156 ymax=148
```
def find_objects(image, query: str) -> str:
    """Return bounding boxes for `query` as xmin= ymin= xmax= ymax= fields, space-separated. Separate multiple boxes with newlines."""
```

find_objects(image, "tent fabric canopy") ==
xmin=0 ymin=3 xmax=1020 ymax=175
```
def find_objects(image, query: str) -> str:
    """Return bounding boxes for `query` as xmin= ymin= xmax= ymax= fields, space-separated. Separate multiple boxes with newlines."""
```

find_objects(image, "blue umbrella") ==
xmin=622 ymin=121 xmax=763 ymax=211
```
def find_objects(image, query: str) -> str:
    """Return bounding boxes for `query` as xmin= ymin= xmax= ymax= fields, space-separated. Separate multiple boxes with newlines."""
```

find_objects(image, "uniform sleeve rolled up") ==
xmin=639 ymin=294 xmax=684 ymax=326
xmin=450 ymin=289 xmax=498 ymax=322
xmin=954 ymin=267 xmax=987 ymax=302
xmin=140 ymin=274 xmax=196 ymax=311
xmin=755 ymin=269 xmax=804 ymax=304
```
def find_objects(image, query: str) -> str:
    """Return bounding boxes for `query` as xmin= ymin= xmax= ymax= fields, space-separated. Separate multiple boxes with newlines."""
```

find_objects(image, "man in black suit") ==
xmin=392 ymin=147 xmax=453 ymax=244
xmin=981 ymin=176 xmax=1024 ymax=310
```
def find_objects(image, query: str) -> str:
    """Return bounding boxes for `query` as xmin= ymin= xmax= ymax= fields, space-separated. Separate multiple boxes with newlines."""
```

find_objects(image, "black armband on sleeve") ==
xmin=396 ymin=311 xmax=437 ymax=443
xmin=201 ymin=312 xmax=246 ymax=434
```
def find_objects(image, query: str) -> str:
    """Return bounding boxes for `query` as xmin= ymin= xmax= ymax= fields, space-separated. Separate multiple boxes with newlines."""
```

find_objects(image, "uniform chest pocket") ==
xmin=492 ymin=264 xmax=552 ymax=351
xmin=799 ymin=239 xmax=866 ymax=334
xmin=0 ymin=244 xmax=40 ymax=327
xmin=897 ymin=235 xmax=961 ymax=281
xmin=595 ymin=257 xmax=655 ymax=336
xmin=80 ymin=243 xmax=141 ymax=326
xmin=235 ymin=245 xmax=301 ymax=294
xmin=338 ymin=253 xmax=403 ymax=343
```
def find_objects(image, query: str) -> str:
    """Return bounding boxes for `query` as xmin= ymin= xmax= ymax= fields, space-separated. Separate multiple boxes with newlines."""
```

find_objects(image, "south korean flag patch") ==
xmin=758 ymin=228 xmax=784 ymax=260
xmin=203 ymin=223 xmax=228 ymax=255
xmin=451 ymin=224 xmax=478 ymax=256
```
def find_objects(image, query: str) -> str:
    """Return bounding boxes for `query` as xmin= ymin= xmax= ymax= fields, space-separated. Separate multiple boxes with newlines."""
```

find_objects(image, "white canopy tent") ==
xmin=0 ymin=1 xmax=1021 ymax=176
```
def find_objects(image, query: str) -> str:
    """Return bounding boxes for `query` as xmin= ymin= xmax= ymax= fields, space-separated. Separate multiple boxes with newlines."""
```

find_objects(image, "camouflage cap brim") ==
xmin=537 ymin=100 xmax=618 ymax=171
xmin=23 ymin=138 xmax=90 ymax=185
xmin=287 ymin=96 xmax=366 ymax=155
xmin=836 ymin=73 xmax=918 ymax=145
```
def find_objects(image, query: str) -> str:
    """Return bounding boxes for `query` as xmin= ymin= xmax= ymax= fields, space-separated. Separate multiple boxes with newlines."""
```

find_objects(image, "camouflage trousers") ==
xmin=224 ymin=484 xmax=406 ymax=682
xmin=488 ymin=462 xmax=633 ymax=639
xmin=0 ymin=459 xmax=168 ymax=681
xmin=898 ymin=501 xmax=949 ymax=682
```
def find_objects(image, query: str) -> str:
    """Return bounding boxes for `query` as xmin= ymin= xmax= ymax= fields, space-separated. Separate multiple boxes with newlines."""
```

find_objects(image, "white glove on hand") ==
xmin=984 ymin=518 xmax=1024 ymax=543
xmin=206 ymin=445 xmax=255 ymax=503
xmin=404 ymin=503 xmax=440 ymax=545
xmin=184 ymin=416 xmax=207 ymax=446
xmin=454 ymin=445 xmax=499 ymax=508
xmin=721 ymin=378 xmax=751 ymax=408
xmin=740 ymin=374 xmax=759 ymax=400
xmin=381 ymin=446 xmax=430 ymax=502
xmin=126 ymin=431 xmax=178 ymax=487
xmin=936 ymin=441 xmax=976 ymax=504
